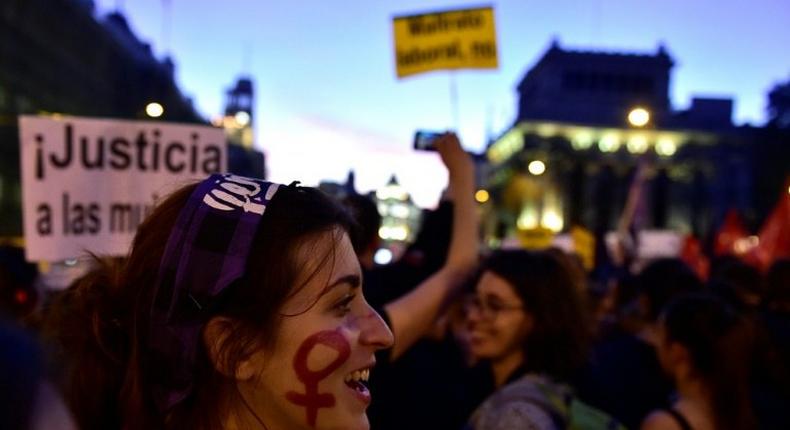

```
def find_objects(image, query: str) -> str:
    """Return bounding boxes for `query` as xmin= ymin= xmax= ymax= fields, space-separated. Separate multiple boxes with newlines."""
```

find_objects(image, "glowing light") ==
xmin=528 ymin=160 xmax=546 ymax=176
xmin=787 ymin=185 xmax=790 ymax=195
xmin=627 ymin=135 xmax=649 ymax=154
xmin=145 ymin=102 xmax=164 ymax=118
xmin=374 ymin=248 xmax=393 ymax=265
xmin=655 ymin=138 xmax=677 ymax=156
xmin=14 ymin=289 xmax=29 ymax=304
xmin=475 ymin=189 xmax=490 ymax=203
xmin=628 ymin=107 xmax=650 ymax=127
xmin=535 ymin=123 xmax=558 ymax=137
xmin=599 ymin=134 xmax=621 ymax=153
xmin=734 ymin=235 xmax=760 ymax=254
xmin=571 ymin=130 xmax=594 ymax=150
xmin=389 ymin=204 xmax=410 ymax=219
xmin=488 ymin=129 xmax=524 ymax=164
xmin=391 ymin=226 xmax=408 ymax=241
xmin=234 ymin=111 xmax=250 ymax=126
xmin=517 ymin=208 xmax=539 ymax=230
xmin=541 ymin=210 xmax=564 ymax=233
xmin=378 ymin=226 xmax=409 ymax=241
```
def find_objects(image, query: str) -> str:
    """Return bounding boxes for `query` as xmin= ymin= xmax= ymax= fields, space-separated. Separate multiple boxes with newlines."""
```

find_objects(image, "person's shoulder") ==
xmin=487 ymin=400 xmax=556 ymax=430
xmin=474 ymin=376 xmax=562 ymax=430
xmin=640 ymin=410 xmax=681 ymax=430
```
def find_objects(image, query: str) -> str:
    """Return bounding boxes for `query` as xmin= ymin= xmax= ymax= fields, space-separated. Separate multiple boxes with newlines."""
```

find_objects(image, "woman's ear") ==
xmin=659 ymin=340 xmax=692 ymax=381
xmin=203 ymin=317 xmax=263 ymax=381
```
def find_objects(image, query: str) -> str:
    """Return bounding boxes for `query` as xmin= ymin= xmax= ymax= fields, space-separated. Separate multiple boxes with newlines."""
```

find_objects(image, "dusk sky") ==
xmin=95 ymin=0 xmax=789 ymax=207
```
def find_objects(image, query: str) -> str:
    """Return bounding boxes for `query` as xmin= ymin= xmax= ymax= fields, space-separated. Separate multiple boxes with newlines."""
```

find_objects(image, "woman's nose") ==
xmin=466 ymin=304 xmax=483 ymax=324
xmin=358 ymin=306 xmax=394 ymax=350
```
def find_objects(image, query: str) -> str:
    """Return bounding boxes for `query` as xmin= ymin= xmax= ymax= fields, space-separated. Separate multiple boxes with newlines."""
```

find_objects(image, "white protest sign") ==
xmin=19 ymin=115 xmax=226 ymax=261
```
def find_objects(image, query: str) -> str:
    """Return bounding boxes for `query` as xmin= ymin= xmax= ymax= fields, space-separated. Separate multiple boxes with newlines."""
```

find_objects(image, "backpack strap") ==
xmin=661 ymin=408 xmax=694 ymax=430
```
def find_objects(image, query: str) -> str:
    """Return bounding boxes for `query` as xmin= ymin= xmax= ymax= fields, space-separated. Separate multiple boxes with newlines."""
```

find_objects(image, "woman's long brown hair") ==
xmin=43 ymin=183 xmax=356 ymax=429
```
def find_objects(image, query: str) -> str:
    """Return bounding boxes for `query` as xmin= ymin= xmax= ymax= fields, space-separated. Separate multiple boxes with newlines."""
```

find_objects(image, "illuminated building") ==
xmin=485 ymin=40 xmax=760 ymax=241
xmin=221 ymin=77 xmax=266 ymax=178
xmin=222 ymin=78 xmax=254 ymax=149
xmin=375 ymin=175 xmax=420 ymax=244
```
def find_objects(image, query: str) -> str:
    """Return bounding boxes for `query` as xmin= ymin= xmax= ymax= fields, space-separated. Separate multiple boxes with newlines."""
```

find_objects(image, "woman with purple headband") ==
xmin=43 ymin=135 xmax=477 ymax=430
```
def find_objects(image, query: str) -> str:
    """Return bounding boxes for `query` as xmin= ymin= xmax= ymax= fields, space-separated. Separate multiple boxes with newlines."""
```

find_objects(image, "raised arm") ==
xmin=383 ymin=133 xmax=479 ymax=360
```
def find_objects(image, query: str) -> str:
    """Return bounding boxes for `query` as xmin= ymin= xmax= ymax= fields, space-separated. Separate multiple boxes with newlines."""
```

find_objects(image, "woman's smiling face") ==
xmin=467 ymin=271 xmax=531 ymax=363
xmin=235 ymin=230 xmax=393 ymax=430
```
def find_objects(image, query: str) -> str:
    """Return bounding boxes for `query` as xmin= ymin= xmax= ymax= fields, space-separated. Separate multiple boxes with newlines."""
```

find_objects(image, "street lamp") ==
xmin=528 ymin=160 xmax=546 ymax=176
xmin=145 ymin=102 xmax=164 ymax=118
xmin=655 ymin=138 xmax=677 ymax=156
xmin=234 ymin=111 xmax=250 ymax=126
xmin=627 ymin=135 xmax=649 ymax=154
xmin=628 ymin=107 xmax=650 ymax=127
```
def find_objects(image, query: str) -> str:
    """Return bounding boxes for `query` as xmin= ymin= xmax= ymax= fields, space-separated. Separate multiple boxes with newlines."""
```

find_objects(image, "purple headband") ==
xmin=147 ymin=173 xmax=280 ymax=412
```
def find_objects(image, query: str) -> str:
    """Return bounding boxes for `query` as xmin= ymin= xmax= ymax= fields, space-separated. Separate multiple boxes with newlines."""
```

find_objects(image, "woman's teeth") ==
xmin=344 ymin=369 xmax=370 ymax=383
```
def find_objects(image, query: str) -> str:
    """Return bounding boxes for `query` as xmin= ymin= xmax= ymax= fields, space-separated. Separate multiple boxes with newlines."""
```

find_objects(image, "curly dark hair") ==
xmin=482 ymin=249 xmax=591 ymax=382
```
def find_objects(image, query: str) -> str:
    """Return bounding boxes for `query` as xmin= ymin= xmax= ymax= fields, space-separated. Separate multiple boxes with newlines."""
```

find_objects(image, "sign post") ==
xmin=393 ymin=5 xmax=498 ymax=131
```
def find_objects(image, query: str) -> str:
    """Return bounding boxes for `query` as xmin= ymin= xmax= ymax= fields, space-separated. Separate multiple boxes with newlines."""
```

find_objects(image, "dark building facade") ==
xmin=1 ymin=0 xmax=268 ymax=240
xmin=484 ymin=41 xmax=781 ymax=245
xmin=222 ymin=77 xmax=267 ymax=179
xmin=517 ymin=40 xmax=673 ymax=127
xmin=0 ymin=0 xmax=203 ymax=238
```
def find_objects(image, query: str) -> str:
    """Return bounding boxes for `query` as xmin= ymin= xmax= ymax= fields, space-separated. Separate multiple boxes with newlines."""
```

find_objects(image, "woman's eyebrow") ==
xmin=324 ymin=274 xmax=361 ymax=293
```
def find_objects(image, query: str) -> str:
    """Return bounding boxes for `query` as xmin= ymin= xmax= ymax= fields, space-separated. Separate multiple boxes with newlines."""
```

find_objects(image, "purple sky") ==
xmin=95 ymin=0 xmax=790 ymax=207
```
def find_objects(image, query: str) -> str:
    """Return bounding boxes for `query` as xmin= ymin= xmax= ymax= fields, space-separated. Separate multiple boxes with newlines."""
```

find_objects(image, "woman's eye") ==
xmin=334 ymin=294 xmax=355 ymax=316
xmin=489 ymin=301 xmax=505 ymax=312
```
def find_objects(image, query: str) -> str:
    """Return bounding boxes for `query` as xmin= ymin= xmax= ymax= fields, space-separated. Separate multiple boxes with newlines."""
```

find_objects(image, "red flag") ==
xmin=752 ymin=183 xmax=790 ymax=269
xmin=681 ymin=235 xmax=710 ymax=281
xmin=714 ymin=209 xmax=750 ymax=256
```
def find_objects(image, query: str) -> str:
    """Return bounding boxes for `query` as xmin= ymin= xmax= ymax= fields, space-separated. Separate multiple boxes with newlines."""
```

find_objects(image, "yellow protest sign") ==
xmin=571 ymin=226 xmax=596 ymax=271
xmin=393 ymin=6 xmax=498 ymax=78
xmin=516 ymin=227 xmax=554 ymax=250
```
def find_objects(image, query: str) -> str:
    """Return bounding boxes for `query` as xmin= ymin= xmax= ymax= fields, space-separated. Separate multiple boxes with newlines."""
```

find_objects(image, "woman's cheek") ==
xmin=285 ymin=328 xmax=351 ymax=427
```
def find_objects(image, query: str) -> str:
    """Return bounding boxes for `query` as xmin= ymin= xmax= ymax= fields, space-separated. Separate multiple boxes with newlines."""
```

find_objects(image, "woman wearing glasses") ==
xmin=465 ymin=249 xmax=601 ymax=430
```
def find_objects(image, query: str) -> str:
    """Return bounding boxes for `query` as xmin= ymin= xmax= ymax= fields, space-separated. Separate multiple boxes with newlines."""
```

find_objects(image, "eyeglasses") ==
xmin=464 ymin=295 xmax=524 ymax=320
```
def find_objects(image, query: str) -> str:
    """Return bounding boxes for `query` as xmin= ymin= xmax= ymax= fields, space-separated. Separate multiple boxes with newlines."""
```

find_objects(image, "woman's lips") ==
xmin=345 ymin=379 xmax=371 ymax=405
xmin=344 ymin=366 xmax=373 ymax=406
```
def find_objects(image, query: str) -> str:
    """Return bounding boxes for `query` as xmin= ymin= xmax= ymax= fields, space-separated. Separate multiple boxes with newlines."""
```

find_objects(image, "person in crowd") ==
xmin=365 ymin=133 xmax=478 ymax=363
xmin=762 ymin=259 xmax=790 ymax=362
xmin=0 ymin=318 xmax=76 ymax=430
xmin=709 ymin=255 xmax=764 ymax=311
xmin=465 ymin=249 xmax=609 ymax=430
xmin=752 ymin=258 xmax=790 ymax=429
xmin=763 ymin=258 xmax=790 ymax=313
xmin=44 ymin=174 xmax=398 ymax=430
xmin=0 ymin=245 xmax=40 ymax=320
xmin=545 ymin=247 xmax=587 ymax=295
xmin=642 ymin=294 xmax=757 ymax=430
xmin=576 ymin=258 xmax=704 ymax=429
xmin=349 ymin=133 xmax=485 ymax=430
xmin=341 ymin=193 xmax=382 ymax=272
